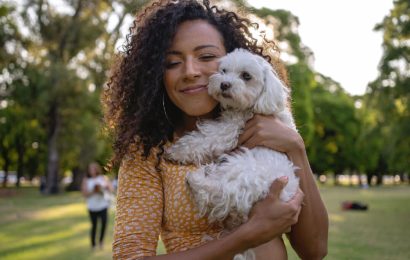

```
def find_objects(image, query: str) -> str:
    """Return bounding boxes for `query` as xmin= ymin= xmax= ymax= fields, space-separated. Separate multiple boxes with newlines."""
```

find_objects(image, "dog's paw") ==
xmin=166 ymin=144 xmax=209 ymax=165
xmin=164 ymin=146 xmax=178 ymax=161
xmin=164 ymin=145 xmax=192 ymax=164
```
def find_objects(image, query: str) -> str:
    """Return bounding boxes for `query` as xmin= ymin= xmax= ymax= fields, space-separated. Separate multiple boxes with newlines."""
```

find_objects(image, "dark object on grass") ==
xmin=342 ymin=201 xmax=369 ymax=211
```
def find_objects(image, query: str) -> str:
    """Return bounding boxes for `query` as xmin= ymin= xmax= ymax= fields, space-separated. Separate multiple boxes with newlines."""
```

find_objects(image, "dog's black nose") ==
xmin=220 ymin=82 xmax=231 ymax=91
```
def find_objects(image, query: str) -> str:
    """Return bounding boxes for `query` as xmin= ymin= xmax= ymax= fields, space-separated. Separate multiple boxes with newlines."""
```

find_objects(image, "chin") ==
xmin=184 ymin=101 xmax=218 ymax=117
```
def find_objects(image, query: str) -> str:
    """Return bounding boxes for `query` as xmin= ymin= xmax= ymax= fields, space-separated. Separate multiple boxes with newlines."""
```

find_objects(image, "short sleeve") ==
xmin=113 ymin=148 xmax=164 ymax=259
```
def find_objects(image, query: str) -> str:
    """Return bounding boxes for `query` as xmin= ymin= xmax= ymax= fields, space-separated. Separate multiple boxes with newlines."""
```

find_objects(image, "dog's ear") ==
xmin=253 ymin=56 xmax=289 ymax=115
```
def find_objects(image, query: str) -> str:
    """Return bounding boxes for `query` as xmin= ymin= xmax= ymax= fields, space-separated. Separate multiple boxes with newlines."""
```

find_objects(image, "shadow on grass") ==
xmin=0 ymin=187 xmax=114 ymax=260
xmin=0 ymin=215 xmax=88 ymax=254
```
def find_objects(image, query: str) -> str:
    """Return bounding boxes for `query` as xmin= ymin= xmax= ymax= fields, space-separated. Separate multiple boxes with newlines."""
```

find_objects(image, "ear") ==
xmin=253 ymin=56 xmax=289 ymax=115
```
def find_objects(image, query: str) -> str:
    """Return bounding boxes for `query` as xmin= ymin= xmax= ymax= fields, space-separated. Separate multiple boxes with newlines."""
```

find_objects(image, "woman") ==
xmin=81 ymin=162 xmax=114 ymax=250
xmin=104 ymin=0 xmax=328 ymax=259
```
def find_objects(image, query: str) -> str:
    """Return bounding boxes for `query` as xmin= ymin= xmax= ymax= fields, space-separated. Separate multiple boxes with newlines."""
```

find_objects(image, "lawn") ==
xmin=0 ymin=184 xmax=409 ymax=260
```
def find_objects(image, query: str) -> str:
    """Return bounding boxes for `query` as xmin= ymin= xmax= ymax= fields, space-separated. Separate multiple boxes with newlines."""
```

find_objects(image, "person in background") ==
xmin=81 ymin=162 xmax=114 ymax=250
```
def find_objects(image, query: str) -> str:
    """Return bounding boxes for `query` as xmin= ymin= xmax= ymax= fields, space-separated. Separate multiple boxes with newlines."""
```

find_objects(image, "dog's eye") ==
xmin=221 ymin=68 xmax=227 ymax=74
xmin=241 ymin=72 xmax=252 ymax=81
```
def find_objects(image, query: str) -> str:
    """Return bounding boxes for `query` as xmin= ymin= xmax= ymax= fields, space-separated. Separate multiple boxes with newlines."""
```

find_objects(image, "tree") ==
xmin=1 ymin=0 xmax=150 ymax=192
xmin=0 ymin=3 xmax=40 ymax=187
xmin=308 ymin=75 xmax=361 ymax=183
xmin=365 ymin=0 xmax=409 ymax=183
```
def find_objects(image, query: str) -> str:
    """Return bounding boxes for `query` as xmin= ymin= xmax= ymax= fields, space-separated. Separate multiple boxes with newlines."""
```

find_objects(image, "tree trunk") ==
xmin=46 ymin=102 xmax=60 ymax=194
xmin=1 ymin=147 xmax=11 ymax=187
xmin=399 ymin=173 xmax=404 ymax=184
xmin=2 ymin=160 xmax=10 ymax=188
xmin=366 ymin=173 xmax=373 ymax=187
xmin=357 ymin=173 xmax=363 ymax=187
xmin=65 ymin=166 xmax=85 ymax=191
xmin=376 ymin=172 xmax=383 ymax=186
xmin=333 ymin=172 xmax=339 ymax=186
xmin=16 ymin=138 xmax=25 ymax=188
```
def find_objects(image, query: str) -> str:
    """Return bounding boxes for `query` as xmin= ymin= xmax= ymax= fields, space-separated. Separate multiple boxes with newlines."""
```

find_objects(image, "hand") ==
xmin=243 ymin=177 xmax=304 ymax=247
xmin=238 ymin=114 xmax=304 ymax=154
xmin=94 ymin=184 xmax=102 ymax=193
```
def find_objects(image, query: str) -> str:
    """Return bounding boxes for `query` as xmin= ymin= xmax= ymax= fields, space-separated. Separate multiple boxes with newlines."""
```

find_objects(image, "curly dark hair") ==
xmin=103 ymin=0 xmax=287 ymax=170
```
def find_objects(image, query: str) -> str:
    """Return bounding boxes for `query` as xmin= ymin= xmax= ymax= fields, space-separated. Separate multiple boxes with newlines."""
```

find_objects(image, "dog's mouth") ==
xmin=221 ymin=92 xmax=232 ymax=99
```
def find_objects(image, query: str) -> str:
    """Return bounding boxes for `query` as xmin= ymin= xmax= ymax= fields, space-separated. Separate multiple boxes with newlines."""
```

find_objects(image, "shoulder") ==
xmin=119 ymin=142 xmax=164 ymax=179
xmin=82 ymin=177 xmax=89 ymax=184
xmin=122 ymin=142 xmax=157 ymax=166
xmin=100 ymin=175 xmax=110 ymax=182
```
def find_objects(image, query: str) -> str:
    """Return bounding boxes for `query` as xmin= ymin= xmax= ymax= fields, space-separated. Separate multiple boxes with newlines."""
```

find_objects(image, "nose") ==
xmin=183 ymin=57 xmax=200 ymax=80
xmin=220 ymin=82 xmax=231 ymax=91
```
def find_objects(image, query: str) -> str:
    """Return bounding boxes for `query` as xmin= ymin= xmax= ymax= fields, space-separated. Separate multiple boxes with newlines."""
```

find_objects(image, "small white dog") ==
xmin=166 ymin=49 xmax=299 ymax=260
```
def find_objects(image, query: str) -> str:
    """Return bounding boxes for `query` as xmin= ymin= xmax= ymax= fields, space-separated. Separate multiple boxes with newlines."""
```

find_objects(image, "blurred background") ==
xmin=0 ymin=0 xmax=409 ymax=259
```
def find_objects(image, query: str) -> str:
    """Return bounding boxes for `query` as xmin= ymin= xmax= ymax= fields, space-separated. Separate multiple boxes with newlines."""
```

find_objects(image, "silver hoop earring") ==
xmin=162 ymin=93 xmax=173 ymax=127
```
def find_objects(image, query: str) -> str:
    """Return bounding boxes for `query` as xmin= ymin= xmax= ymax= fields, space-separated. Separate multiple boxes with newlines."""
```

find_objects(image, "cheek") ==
xmin=164 ymin=71 xmax=180 ymax=104
xmin=164 ymin=70 xmax=176 ymax=90
xmin=203 ymin=61 xmax=220 ymax=76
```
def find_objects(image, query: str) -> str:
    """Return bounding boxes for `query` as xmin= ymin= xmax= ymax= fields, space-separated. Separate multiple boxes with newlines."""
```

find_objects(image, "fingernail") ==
xmin=280 ymin=176 xmax=288 ymax=182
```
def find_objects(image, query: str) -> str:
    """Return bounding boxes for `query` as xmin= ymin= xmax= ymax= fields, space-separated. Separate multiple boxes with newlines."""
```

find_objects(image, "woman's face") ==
xmin=88 ymin=163 xmax=99 ymax=177
xmin=164 ymin=20 xmax=226 ymax=121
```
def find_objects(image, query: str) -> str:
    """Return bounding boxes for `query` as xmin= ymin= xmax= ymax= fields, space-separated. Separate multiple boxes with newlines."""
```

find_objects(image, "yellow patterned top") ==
xmin=112 ymin=145 xmax=223 ymax=259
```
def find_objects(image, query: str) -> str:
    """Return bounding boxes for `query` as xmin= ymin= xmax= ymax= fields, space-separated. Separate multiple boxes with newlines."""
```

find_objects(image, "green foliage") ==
xmin=248 ymin=3 xmax=363 ymax=175
xmin=0 ymin=0 xmax=133 ymax=190
xmin=1 ymin=0 xmax=407 ymax=188
xmin=253 ymin=8 xmax=311 ymax=62
xmin=308 ymin=75 xmax=361 ymax=174
xmin=287 ymin=63 xmax=314 ymax=147
xmin=364 ymin=0 xmax=410 ymax=175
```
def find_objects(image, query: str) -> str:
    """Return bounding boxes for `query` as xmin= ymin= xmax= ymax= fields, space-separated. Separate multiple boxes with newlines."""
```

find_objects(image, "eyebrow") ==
xmin=166 ymin=45 xmax=221 ymax=55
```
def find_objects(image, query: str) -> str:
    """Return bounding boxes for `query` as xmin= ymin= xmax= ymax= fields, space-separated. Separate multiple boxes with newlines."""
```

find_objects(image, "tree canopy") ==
xmin=1 ymin=0 xmax=408 ymax=191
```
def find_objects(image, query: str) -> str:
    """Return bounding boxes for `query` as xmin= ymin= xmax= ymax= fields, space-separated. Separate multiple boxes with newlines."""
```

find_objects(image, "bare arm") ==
xmin=144 ymin=228 xmax=249 ymax=260
xmin=286 ymin=145 xmax=328 ymax=260
xmin=81 ymin=178 xmax=91 ymax=197
xmin=103 ymin=176 xmax=114 ymax=193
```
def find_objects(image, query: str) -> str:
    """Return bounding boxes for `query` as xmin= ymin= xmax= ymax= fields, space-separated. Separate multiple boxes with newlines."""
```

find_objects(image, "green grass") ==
xmin=0 ymin=185 xmax=409 ymax=259
xmin=0 ymin=187 xmax=114 ymax=260
xmin=316 ymin=185 xmax=410 ymax=260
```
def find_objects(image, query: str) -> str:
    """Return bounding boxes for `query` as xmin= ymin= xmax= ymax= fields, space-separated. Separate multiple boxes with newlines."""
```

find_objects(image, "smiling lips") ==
xmin=180 ymin=85 xmax=208 ymax=94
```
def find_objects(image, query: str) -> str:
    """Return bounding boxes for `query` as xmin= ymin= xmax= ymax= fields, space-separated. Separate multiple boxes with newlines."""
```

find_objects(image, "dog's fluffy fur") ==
xmin=165 ymin=49 xmax=299 ymax=260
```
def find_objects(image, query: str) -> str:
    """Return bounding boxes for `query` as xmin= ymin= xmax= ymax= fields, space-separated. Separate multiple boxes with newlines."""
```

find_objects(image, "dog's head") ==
xmin=208 ymin=48 xmax=289 ymax=114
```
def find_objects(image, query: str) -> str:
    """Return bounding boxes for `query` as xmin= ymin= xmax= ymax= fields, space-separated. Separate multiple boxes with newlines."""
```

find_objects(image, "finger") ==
xmin=289 ymin=189 xmax=305 ymax=207
xmin=243 ymin=116 xmax=260 ymax=133
xmin=244 ymin=114 xmax=277 ymax=132
xmin=290 ymin=205 xmax=302 ymax=225
xmin=240 ymin=135 xmax=261 ymax=149
xmin=268 ymin=176 xmax=288 ymax=199
xmin=238 ymin=127 xmax=255 ymax=146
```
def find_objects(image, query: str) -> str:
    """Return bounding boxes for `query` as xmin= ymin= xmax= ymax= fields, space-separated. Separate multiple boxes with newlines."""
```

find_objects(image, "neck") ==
xmin=175 ymin=108 xmax=218 ymax=138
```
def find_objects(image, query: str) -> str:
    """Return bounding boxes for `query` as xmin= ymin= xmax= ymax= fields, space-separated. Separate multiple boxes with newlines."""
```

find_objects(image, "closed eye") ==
xmin=241 ymin=72 xmax=252 ymax=81
xmin=199 ymin=54 xmax=217 ymax=61
xmin=165 ymin=61 xmax=181 ymax=69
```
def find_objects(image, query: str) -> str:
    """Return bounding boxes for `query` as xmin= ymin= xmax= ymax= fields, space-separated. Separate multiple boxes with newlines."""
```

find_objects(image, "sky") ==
xmin=248 ymin=0 xmax=394 ymax=95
